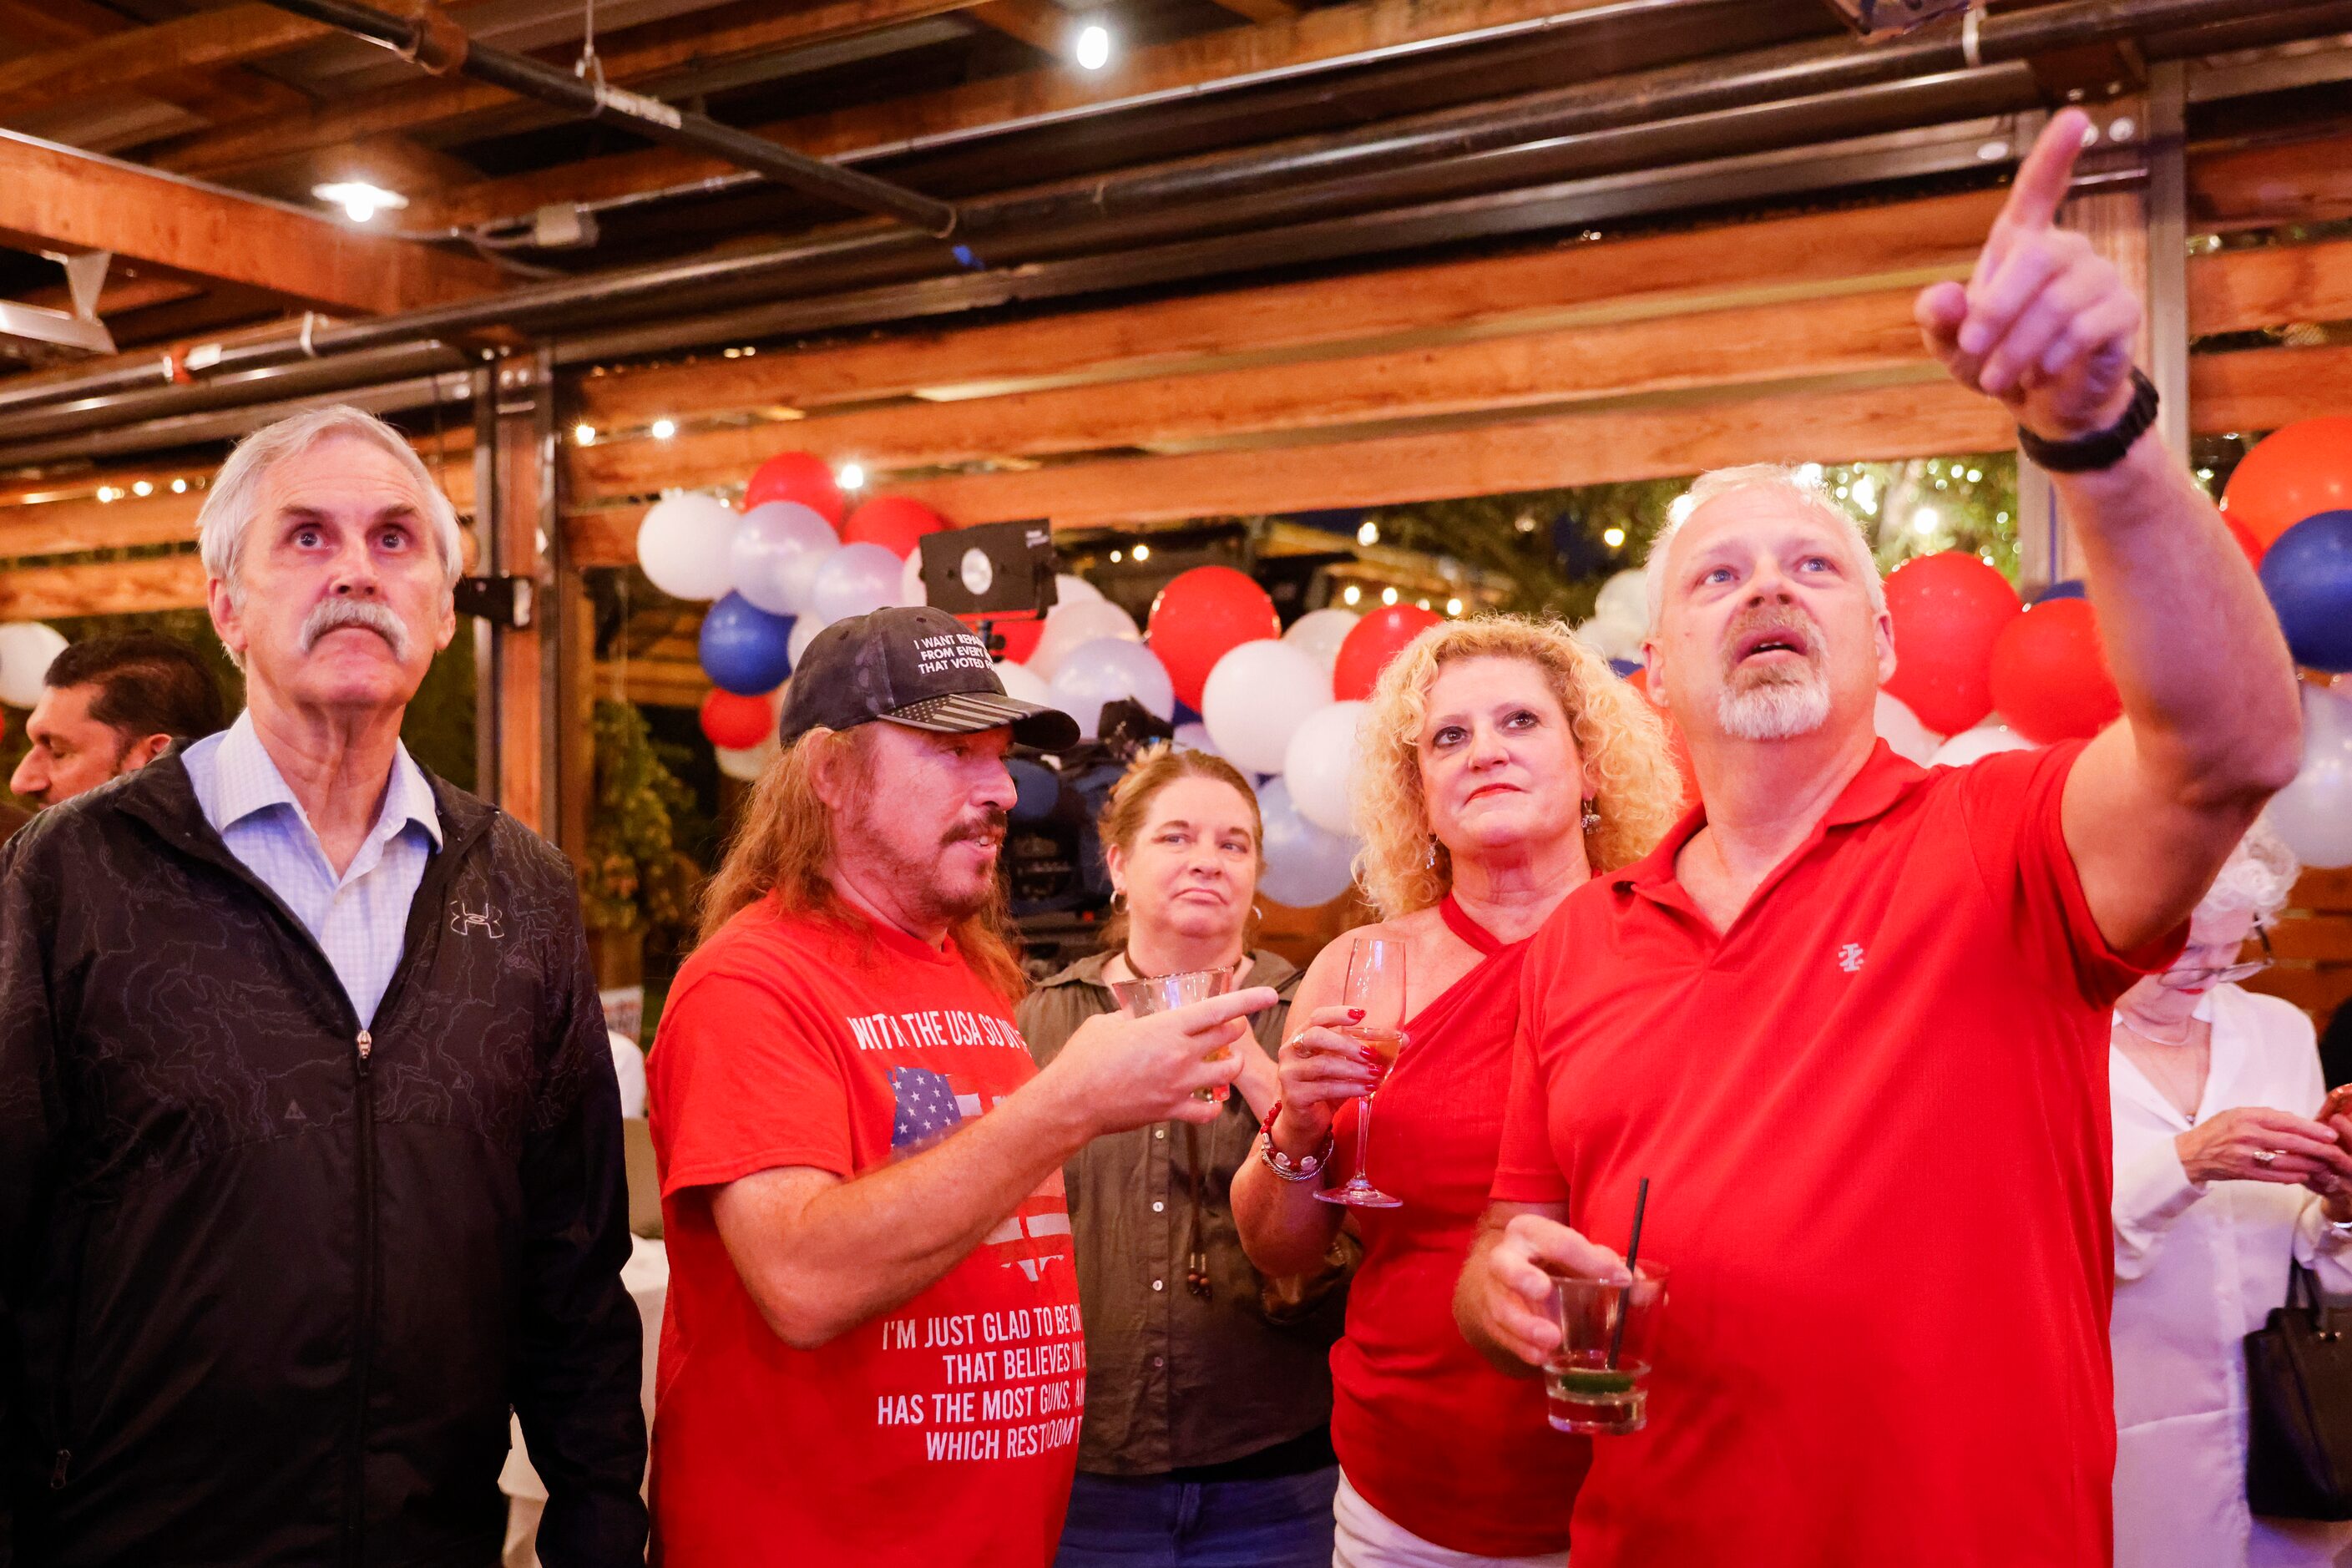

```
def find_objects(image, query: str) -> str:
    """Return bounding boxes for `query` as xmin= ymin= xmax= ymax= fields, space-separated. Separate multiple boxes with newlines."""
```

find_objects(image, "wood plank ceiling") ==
xmin=0 ymin=0 xmax=2348 ymax=617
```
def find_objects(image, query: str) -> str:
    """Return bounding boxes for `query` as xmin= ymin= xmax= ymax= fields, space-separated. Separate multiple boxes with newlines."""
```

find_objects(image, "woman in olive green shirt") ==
xmin=1021 ymin=744 xmax=1353 ymax=1568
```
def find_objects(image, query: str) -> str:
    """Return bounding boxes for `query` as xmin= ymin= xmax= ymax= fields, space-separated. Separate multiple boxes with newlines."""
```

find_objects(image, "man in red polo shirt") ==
xmin=1455 ymin=112 xmax=2310 ymax=1568
xmin=648 ymin=608 xmax=1272 ymax=1567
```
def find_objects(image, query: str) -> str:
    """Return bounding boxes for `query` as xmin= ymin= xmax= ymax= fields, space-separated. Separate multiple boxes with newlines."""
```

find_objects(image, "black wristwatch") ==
xmin=2016 ymin=368 xmax=2160 ymax=473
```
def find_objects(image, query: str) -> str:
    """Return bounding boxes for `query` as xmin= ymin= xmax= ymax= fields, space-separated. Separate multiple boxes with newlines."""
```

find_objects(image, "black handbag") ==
xmin=2244 ymin=1261 xmax=2352 ymax=1520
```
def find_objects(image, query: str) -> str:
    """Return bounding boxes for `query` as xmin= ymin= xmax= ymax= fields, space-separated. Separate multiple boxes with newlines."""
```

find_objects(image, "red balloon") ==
xmin=2224 ymin=418 xmax=2352 ymax=548
xmin=2225 ymin=515 xmax=2268 ymax=571
xmin=1146 ymin=566 xmax=1280 ymax=711
xmin=1881 ymin=551 xmax=2022 ymax=736
xmin=700 ymin=688 xmax=776 ymax=751
xmin=1333 ymin=605 xmax=1444 ymax=701
xmin=744 ymin=451 xmax=845 ymax=526
xmin=843 ymin=495 xmax=949 ymax=560
xmin=1989 ymin=598 xmax=2120 ymax=745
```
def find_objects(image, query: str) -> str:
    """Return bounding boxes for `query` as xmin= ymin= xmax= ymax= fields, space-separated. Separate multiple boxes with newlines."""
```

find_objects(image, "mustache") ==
xmin=942 ymin=807 xmax=1009 ymax=849
xmin=1721 ymin=604 xmax=1823 ymax=665
xmin=301 ymin=598 xmax=412 ymax=661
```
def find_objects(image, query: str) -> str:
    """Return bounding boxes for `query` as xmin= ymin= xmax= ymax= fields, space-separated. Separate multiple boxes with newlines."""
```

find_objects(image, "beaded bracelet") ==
xmin=1257 ymin=1100 xmax=1333 ymax=1183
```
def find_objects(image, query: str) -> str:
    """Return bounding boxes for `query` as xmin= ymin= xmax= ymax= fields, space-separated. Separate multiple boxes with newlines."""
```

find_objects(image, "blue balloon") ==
xmin=1007 ymin=758 xmax=1060 ymax=822
xmin=1608 ymin=657 xmax=1641 ymax=678
xmin=699 ymin=593 xmax=796 ymax=695
xmin=2031 ymin=579 xmax=2087 ymax=604
xmin=2261 ymin=510 xmax=2352 ymax=673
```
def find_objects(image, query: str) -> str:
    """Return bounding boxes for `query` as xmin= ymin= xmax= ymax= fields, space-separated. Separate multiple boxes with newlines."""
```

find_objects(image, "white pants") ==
xmin=1332 ymin=1471 xmax=1570 ymax=1568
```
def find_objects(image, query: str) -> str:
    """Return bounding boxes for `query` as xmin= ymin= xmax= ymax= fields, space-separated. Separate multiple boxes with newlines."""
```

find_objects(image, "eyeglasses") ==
xmin=2159 ymin=924 xmax=2274 ymax=991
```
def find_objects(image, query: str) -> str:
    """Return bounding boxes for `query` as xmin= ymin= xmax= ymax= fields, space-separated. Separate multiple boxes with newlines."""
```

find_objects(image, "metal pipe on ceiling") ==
xmin=0 ymin=0 xmax=2344 ymax=455
xmin=252 ymin=0 xmax=961 ymax=239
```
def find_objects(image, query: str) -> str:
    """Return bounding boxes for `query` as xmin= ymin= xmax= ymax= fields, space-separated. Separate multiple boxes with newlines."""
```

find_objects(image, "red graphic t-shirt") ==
xmin=647 ymin=902 xmax=1084 ymax=1568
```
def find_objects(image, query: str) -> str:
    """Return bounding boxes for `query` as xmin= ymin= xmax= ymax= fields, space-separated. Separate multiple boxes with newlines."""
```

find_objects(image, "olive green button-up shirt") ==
xmin=1019 ymin=948 xmax=1354 ymax=1476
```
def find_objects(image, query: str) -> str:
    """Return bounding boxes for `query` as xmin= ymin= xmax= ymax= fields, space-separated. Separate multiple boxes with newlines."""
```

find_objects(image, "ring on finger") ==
xmin=2258 ymin=1148 xmax=2281 ymax=1167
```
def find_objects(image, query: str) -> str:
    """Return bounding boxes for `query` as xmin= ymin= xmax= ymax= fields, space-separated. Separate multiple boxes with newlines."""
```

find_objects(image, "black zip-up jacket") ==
xmin=0 ymin=752 xmax=648 ymax=1567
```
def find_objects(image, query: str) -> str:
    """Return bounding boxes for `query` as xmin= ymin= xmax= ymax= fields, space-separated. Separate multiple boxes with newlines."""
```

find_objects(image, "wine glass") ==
xmin=1315 ymin=935 xmax=1407 ymax=1208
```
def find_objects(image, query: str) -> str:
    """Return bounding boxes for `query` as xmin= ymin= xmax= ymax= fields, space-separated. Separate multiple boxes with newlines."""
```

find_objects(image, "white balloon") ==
xmin=1930 ymin=722 xmax=2032 ymax=768
xmin=1283 ymin=699 xmax=1368 ymax=837
xmin=1055 ymin=573 xmax=1104 ymax=608
xmin=729 ymin=501 xmax=837 ymax=616
xmin=715 ymin=732 xmax=779 ymax=782
xmin=1874 ymin=690 xmax=1942 ymax=766
xmin=1282 ymin=607 xmax=1360 ymax=674
xmin=1595 ymin=569 xmax=1649 ymax=632
xmin=787 ymin=615 xmax=826 ymax=667
xmin=1048 ymin=638 xmax=1175 ymax=740
xmin=608 ymin=1029 xmax=648 ymax=1120
xmin=636 ymin=493 xmax=739 ymax=602
xmin=0 ymin=621 xmax=69 ymax=710
xmin=1201 ymin=640 xmax=1333 ymax=776
xmin=2266 ymin=685 xmax=2352 ymax=868
xmin=1258 ymin=777 xmax=1358 ymax=908
xmin=992 ymin=660 xmax=1053 ymax=708
xmin=1173 ymin=721 xmax=1220 ymax=757
xmin=1030 ymin=599 xmax=1141 ymax=680
xmin=901 ymin=548 xmax=928 ymax=608
xmin=1573 ymin=615 xmax=1644 ymax=665
xmin=808 ymin=541 xmax=908 ymax=626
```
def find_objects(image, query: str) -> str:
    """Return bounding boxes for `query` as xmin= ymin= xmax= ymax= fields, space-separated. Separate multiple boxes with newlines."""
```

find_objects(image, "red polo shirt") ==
xmin=1494 ymin=740 xmax=2181 ymax=1568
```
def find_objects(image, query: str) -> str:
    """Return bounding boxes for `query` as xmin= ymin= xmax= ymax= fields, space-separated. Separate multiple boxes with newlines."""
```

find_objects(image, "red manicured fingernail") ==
xmin=1348 ymin=1008 xmax=1365 ymax=1019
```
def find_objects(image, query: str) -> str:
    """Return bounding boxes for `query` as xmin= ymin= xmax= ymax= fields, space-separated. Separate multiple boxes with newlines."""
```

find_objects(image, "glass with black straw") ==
xmin=1543 ymin=1177 xmax=1667 ymax=1435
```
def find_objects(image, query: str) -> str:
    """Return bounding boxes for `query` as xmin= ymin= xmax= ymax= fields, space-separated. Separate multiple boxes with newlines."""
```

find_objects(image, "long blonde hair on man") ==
xmin=1352 ymin=615 xmax=1684 ymax=918
xmin=696 ymin=726 xmax=1029 ymax=1002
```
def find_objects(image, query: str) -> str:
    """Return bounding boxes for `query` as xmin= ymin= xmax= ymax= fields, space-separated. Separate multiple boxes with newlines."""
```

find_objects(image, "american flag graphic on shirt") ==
xmin=887 ymin=1062 xmax=1071 ymax=1282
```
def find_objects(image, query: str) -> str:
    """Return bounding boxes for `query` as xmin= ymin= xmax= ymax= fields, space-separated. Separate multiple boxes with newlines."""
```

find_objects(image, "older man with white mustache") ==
xmin=1457 ymin=110 xmax=2306 ymax=1568
xmin=0 ymin=406 xmax=647 ymax=1565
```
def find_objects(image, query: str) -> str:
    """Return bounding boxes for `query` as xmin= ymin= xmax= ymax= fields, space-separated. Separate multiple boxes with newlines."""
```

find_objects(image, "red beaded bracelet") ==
xmin=1257 ymin=1100 xmax=1333 ymax=1183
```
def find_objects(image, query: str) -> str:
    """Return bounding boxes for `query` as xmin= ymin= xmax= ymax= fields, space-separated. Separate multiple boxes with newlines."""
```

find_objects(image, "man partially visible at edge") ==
xmin=9 ymin=632 xmax=226 ymax=810
xmin=0 ymin=405 xmax=646 ymax=1566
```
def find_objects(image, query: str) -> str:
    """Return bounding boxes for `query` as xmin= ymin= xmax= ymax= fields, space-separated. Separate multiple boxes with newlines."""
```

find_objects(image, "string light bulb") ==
xmin=837 ymin=462 xmax=866 ymax=490
xmin=1073 ymin=20 xmax=1112 ymax=70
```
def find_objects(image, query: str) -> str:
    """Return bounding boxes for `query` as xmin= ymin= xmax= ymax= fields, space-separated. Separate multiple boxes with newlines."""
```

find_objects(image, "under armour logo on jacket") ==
xmin=449 ymin=900 xmax=504 ymax=938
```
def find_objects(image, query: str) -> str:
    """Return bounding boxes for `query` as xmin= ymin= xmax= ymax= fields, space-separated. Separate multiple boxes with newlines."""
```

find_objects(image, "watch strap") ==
xmin=2017 ymin=367 xmax=2159 ymax=474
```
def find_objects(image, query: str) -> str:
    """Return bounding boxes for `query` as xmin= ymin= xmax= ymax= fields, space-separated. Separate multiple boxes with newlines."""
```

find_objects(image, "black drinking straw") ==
xmin=1606 ymin=1176 xmax=1651 ymax=1369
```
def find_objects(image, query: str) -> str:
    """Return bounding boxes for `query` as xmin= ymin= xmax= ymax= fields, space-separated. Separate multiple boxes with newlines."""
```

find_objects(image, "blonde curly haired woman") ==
xmin=1232 ymin=614 xmax=1681 ymax=1568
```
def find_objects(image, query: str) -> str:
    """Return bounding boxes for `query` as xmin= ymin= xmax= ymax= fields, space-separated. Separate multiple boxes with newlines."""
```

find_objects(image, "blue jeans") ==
xmin=1055 ymin=1466 xmax=1340 ymax=1568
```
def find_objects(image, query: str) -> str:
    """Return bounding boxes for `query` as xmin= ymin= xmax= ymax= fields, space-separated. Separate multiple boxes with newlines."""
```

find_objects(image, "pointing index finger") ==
xmin=1996 ymin=109 xmax=2090 ymax=240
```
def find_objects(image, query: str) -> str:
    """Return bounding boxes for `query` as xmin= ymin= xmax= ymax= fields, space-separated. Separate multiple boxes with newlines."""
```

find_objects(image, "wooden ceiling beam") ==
xmin=2190 ymin=132 xmax=2352 ymax=232
xmin=0 ymin=0 xmax=311 ymax=128
xmin=573 ymin=186 xmax=2000 ymax=427
xmin=0 ymin=554 xmax=209 ymax=618
xmin=407 ymin=0 xmax=1632 ymax=230
xmin=559 ymin=337 xmax=2352 ymax=559
xmin=968 ymin=0 xmax=1072 ymax=55
xmin=1207 ymin=0 xmax=1299 ymax=20
xmin=2188 ymin=234 xmax=2352 ymax=338
xmin=0 ymin=136 xmax=502 ymax=313
xmin=0 ymin=6 xmax=339 ymax=120
xmin=566 ymin=286 xmax=1936 ymax=503
xmin=152 ymin=0 xmax=994 ymax=179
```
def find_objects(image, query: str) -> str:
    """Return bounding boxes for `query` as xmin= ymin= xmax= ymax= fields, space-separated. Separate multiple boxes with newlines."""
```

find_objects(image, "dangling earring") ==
xmin=1581 ymin=798 xmax=1601 ymax=833
xmin=1423 ymin=835 xmax=1439 ymax=869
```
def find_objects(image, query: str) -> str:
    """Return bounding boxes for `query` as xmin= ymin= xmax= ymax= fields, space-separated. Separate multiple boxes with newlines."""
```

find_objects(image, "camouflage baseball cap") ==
xmin=776 ymin=605 xmax=1079 ymax=751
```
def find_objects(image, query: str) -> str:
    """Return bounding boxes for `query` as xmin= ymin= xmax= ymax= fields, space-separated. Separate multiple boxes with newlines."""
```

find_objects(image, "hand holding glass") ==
xmin=1315 ymin=936 xmax=1407 ymax=1208
xmin=1110 ymin=967 xmax=1236 ymax=1102
xmin=1543 ymin=1262 xmax=1668 ymax=1435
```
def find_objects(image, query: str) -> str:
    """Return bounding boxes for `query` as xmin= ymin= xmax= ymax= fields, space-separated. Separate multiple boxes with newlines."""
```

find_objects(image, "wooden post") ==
xmin=472 ymin=352 xmax=559 ymax=838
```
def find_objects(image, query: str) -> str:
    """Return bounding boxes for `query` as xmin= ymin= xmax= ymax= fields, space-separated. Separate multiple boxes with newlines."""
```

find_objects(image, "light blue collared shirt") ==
xmin=182 ymin=711 xmax=443 ymax=1027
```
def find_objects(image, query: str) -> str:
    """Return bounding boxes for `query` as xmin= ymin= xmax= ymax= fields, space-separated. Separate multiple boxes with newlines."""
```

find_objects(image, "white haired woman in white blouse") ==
xmin=2111 ymin=822 xmax=2352 ymax=1568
